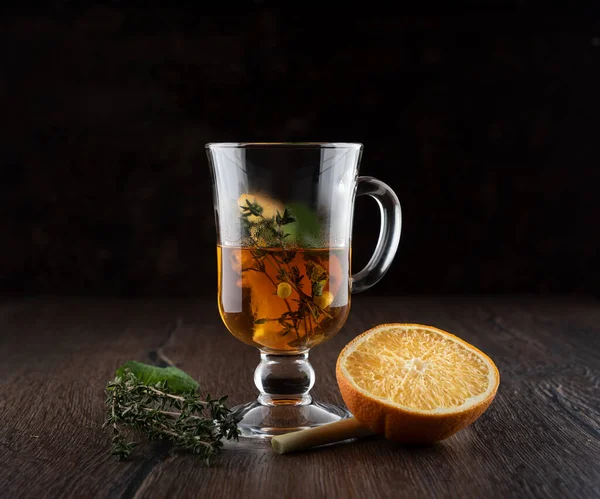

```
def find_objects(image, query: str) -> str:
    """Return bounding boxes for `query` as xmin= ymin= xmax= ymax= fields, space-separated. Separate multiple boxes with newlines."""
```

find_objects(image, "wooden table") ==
xmin=1 ymin=295 xmax=599 ymax=498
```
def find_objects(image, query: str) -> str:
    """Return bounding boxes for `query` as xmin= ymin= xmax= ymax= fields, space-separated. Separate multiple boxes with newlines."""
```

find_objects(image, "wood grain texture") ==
xmin=0 ymin=295 xmax=599 ymax=499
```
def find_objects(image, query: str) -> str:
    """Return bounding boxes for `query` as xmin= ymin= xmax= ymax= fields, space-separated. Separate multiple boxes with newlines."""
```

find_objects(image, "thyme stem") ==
xmin=105 ymin=369 xmax=239 ymax=464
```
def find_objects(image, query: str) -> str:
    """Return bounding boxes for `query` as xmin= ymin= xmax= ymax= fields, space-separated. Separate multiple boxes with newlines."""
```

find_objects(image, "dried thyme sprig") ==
xmin=104 ymin=367 xmax=239 ymax=465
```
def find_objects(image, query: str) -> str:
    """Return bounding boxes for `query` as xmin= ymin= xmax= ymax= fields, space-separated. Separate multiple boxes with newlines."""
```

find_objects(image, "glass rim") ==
xmin=205 ymin=142 xmax=363 ymax=150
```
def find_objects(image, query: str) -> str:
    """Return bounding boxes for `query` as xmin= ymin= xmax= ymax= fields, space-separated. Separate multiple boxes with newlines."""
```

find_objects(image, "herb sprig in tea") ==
xmin=239 ymin=199 xmax=333 ymax=347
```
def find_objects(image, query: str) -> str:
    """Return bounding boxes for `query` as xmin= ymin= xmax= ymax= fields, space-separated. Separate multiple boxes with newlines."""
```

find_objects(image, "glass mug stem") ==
xmin=254 ymin=352 xmax=315 ymax=406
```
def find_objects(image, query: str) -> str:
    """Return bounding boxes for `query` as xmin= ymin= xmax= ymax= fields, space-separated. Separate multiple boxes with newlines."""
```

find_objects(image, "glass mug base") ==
xmin=231 ymin=399 xmax=352 ymax=438
xmin=230 ymin=351 xmax=351 ymax=438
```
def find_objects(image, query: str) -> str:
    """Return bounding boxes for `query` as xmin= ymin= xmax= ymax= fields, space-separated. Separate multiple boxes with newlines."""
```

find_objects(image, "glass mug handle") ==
xmin=351 ymin=176 xmax=402 ymax=293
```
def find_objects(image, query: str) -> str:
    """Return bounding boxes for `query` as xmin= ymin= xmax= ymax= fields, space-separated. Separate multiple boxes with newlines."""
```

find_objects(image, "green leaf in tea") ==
xmin=282 ymin=202 xmax=321 ymax=246
xmin=115 ymin=360 xmax=199 ymax=394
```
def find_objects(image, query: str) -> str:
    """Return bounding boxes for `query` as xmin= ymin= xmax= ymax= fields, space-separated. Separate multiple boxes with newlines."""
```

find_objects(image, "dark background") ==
xmin=1 ymin=2 xmax=599 ymax=298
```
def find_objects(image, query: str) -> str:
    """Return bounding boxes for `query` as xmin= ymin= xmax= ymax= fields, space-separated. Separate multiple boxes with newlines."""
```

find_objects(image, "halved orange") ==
xmin=336 ymin=324 xmax=500 ymax=442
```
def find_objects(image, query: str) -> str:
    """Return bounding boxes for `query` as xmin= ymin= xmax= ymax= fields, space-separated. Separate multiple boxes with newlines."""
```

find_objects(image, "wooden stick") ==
xmin=271 ymin=417 xmax=374 ymax=455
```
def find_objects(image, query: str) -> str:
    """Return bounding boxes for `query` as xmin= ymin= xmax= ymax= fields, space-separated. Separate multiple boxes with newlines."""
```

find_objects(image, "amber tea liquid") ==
xmin=218 ymin=245 xmax=350 ymax=352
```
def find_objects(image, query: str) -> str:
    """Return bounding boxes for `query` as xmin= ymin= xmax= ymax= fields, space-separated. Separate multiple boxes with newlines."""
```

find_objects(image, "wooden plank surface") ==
xmin=0 ymin=295 xmax=599 ymax=499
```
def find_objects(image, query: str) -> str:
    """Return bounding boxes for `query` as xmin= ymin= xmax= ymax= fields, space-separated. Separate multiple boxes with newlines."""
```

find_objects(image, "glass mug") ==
xmin=207 ymin=142 xmax=402 ymax=437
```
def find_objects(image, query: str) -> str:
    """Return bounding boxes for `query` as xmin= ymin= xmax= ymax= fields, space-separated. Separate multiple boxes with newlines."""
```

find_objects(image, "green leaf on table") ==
xmin=115 ymin=360 xmax=199 ymax=394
